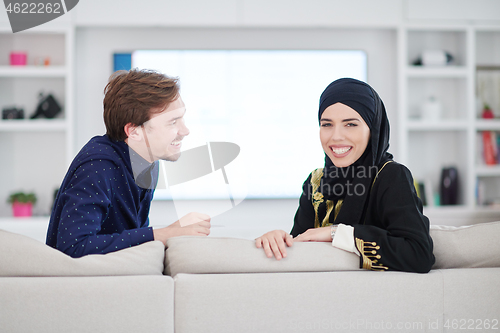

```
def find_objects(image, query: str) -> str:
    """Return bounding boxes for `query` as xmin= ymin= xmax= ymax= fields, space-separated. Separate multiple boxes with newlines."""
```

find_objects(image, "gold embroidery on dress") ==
xmin=310 ymin=169 xmax=324 ymax=228
xmin=355 ymin=238 xmax=388 ymax=271
xmin=311 ymin=169 xmax=343 ymax=228
xmin=371 ymin=161 xmax=393 ymax=189
xmin=322 ymin=199 xmax=344 ymax=227
xmin=322 ymin=200 xmax=335 ymax=227
xmin=333 ymin=200 xmax=343 ymax=221
xmin=355 ymin=160 xmax=393 ymax=270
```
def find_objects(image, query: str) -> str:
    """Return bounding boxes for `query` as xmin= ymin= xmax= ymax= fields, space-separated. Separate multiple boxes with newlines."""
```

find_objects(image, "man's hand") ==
xmin=293 ymin=227 xmax=331 ymax=242
xmin=153 ymin=212 xmax=211 ymax=246
xmin=255 ymin=230 xmax=294 ymax=260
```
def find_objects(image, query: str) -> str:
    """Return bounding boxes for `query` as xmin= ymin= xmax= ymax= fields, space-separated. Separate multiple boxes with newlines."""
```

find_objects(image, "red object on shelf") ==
xmin=482 ymin=131 xmax=497 ymax=165
xmin=482 ymin=106 xmax=494 ymax=119
xmin=12 ymin=202 xmax=33 ymax=217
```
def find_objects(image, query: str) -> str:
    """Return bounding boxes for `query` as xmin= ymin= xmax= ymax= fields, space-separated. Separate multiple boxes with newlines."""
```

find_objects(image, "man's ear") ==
xmin=124 ymin=123 xmax=142 ymax=142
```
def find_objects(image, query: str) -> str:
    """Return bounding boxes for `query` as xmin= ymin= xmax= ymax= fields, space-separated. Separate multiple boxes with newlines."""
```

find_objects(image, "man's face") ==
xmin=142 ymin=96 xmax=189 ymax=162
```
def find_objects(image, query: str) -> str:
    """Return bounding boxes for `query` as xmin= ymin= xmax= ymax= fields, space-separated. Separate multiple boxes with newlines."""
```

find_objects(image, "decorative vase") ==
xmin=12 ymin=201 xmax=33 ymax=217
xmin=482 ymin=105 xmax=494 ymax=119
xmin=421 ymin=96 xmax=442 ymax=121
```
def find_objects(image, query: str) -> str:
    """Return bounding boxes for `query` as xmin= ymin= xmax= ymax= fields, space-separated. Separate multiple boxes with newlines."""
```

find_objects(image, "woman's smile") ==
xmin=330 ymin=145 xmax=353 ymax=157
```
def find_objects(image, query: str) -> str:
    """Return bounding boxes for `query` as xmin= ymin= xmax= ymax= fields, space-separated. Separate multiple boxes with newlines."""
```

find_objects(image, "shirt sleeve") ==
xmin=332 ymin=224 xmax=360 ymax=256
xmin=353 ymin=164 xmax=435 ymax=273
xmin=54 ymin=160 xmax=154 ymax=258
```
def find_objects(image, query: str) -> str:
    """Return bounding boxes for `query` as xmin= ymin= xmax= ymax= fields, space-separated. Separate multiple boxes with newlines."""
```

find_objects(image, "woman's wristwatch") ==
xmin=330 ymin=224 xmax=339 ymax=240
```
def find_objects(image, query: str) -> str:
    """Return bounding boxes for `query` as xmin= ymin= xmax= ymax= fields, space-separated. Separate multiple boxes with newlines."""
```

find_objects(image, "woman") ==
xmin=256 ymin=78 xmax=435 ymax=273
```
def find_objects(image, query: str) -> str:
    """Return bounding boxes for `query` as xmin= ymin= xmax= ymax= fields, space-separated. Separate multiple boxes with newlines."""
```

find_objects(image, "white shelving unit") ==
xmin=0 ymin=20 xmax=498 ymax=219
xmin=0 ymin=27 xmax=74 ymax=217
xmin=399 ymin=25 xmax=500 ymax=209
xmin=474 ymin=27 xmax=500 ymax=207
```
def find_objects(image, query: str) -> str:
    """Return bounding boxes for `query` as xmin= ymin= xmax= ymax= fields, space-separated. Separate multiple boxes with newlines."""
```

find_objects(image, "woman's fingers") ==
xmin=255 ymin=237 xmax=262 ymax=248
xmin=268 ymin=237 xmax=283 ymax=260
xmin=255 ymin=230 xmax=294 ymax=260
xmin=262 ymin=238 xmax=273 ymax=258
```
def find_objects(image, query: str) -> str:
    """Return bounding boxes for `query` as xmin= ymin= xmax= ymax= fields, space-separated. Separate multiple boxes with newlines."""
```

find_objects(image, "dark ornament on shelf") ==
xmin=440 ymin=167 xmax=459 ymax=205
xmin=30 ymin=93 xmax=62 ymax=119
xmin=2 ymin=107 xmax=24 ymax=119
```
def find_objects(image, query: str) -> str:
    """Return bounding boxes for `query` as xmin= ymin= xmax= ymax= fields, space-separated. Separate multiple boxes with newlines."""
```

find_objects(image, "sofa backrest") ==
xmin=165 ymin=221 xmax=500 ymax=276
xmin=430 ymin=221 xmax=500 ymax=269
xmin=0 ymin=229 xmax=165 ymax=277
xmin=3 ymin=220 xmax=500 ymax=277
xmin=165 ymin=236 xmax=361 ymax=276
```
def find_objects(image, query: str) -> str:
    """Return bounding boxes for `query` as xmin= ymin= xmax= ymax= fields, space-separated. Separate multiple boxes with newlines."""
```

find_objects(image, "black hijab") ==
xmin=318 ymin=78 xmax=393 ymax=225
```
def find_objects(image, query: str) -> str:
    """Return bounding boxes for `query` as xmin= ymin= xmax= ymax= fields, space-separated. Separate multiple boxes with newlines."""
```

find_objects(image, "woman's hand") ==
xmin=293 ymin=227 xmax=332 ymax=242
xmin=255 ymin=230 xmax=294 ymax=260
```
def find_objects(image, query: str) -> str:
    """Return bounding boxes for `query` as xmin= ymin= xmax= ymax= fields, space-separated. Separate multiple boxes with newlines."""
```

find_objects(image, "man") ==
xmin=46 ymin=69 xmax=211 ymax=258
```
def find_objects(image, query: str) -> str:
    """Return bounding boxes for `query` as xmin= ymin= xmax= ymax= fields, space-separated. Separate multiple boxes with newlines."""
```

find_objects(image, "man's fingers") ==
xmin=285 ymin=234 xmax=294 ymax=247
xmin=179 ymin=212 xmax=211 ymax=227
xmin=199 ymin=225 xmax=210 ymax=235
xmin=197 ymin=213 xmax=211 ymax=222
xmin=196 ymin=221 xmax=211 ymax=228
xmin=183 ymin=221 xmax=211 ymax=228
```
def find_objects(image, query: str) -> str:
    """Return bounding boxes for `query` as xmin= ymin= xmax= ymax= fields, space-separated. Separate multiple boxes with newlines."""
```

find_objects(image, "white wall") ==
xmin=72 ymin=0 xmax=403 ymax=28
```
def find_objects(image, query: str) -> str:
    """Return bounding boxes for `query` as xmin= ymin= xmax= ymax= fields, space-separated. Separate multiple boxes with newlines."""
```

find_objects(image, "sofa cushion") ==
xmin=165 ymin=236 xmax=360 ymax=276
xmin=0 ymin=229 xmax=165 ymax=277
xmin=430 ymin=221 xmax=500 ymax=269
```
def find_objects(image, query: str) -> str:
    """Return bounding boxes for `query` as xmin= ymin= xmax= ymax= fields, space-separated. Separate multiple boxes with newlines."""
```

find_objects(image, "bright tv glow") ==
xmin=132 ymin=50 xmax=367 ymax=199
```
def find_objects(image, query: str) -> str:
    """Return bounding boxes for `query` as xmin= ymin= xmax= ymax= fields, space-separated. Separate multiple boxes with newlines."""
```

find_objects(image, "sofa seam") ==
xmin=439 ymin=269 xmax=445 ymax=333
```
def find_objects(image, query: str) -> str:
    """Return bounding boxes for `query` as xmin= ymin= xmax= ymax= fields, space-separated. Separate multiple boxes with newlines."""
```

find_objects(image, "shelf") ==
xmin=0 ymin=66 xmax=67 ymax=78
xmin=476 ymin=165 xmax=500 ymax=177
xmin=476 ymin=65 xmax=500 ymax=71
xmin=0 ymin=216 xmax=49 ymax=243
xmin=0 ymin=119 xmax=67 ymax=131
xmin=0 ymin=216 xmax=50 ymax=223
xmin=475 ymin=120 xmax=500 ymax=131
xmin=406 ymin=66 xmax=468 ymax=78
xmin=407 ymin=120 xmax=468 ymax=131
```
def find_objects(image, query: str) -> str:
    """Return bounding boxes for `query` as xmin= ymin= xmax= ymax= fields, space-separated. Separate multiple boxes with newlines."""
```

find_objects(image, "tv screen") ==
xmin=131 ymin=50 xmax=367 ymax=200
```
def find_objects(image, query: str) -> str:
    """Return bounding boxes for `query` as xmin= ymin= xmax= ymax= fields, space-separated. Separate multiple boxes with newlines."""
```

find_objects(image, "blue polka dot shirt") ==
xmin=46 ymin=135 xmax=158 ymax=258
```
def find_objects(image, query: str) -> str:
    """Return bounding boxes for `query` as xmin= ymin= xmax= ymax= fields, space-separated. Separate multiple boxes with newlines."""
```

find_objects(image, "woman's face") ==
xmin=319 ymin=102 xmax=371 ymax=168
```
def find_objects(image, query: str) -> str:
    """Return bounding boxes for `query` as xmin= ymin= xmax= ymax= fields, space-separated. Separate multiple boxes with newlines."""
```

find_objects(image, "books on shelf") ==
xmin=414 ymin=178 xmax=437 ymax=207
xmin=482 ymin=131 xmax=497 ymax=165
xmin=479 ymin=131 xmax=500 ymax=165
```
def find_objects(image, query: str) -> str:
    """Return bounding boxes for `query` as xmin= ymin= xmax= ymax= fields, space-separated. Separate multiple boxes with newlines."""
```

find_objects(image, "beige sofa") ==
xmin=1 ymin=222 xmax=499 ymax=333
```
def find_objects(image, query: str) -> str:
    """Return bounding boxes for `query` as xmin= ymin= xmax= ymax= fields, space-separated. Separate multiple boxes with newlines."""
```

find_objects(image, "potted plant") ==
xmin=7 ymin=192 xmax=37 ymax=217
